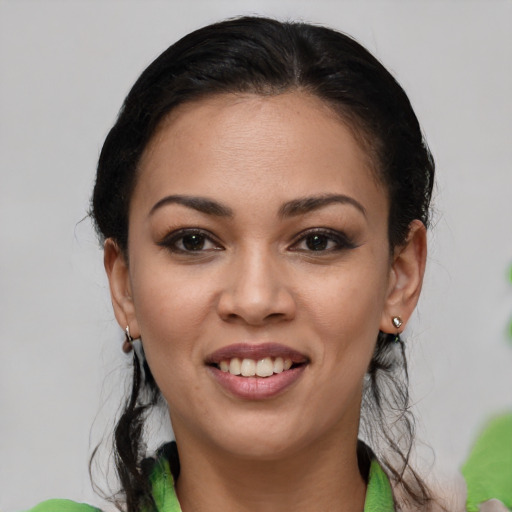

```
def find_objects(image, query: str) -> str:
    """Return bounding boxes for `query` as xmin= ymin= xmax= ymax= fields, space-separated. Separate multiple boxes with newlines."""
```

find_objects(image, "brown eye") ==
xmin=305 ymin=234 xmax=330 ymax=251
xmin=158 ymin=228 xmax=223 ymax=254
xmin=182 ymin=233 xmax=206 ymax=251
xmin=289 ymin=228 xmax=357 ymax=253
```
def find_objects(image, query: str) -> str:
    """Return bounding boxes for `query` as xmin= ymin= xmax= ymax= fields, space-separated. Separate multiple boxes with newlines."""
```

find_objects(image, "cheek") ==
xmin=129 ymin=263 xmax=217 ymax=391
xmin=300 ymin=260 xmax=390 ymax=400
xmin=132 ymin=276 xmax=209 ymax=414
xmin=303 ymin=264 xmax=388 ymax=339
xmin=133 ymin=262 xmax=212 ymax=336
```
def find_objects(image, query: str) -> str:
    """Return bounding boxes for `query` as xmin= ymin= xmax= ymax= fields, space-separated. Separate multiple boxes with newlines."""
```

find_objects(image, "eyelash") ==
xmin=158 ymin=227 xmax=357 ymax=255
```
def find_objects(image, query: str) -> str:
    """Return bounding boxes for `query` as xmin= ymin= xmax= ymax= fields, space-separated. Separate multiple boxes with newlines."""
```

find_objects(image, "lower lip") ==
xmin=208 ymin=365 xmax=307 ymax=400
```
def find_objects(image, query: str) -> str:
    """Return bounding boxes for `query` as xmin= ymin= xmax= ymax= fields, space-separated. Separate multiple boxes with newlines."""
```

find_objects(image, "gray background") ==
xmin=1 ymin=1 xmax=511 ymax=510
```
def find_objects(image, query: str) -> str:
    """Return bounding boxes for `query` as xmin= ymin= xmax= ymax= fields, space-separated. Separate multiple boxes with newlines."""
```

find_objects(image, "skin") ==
xmin=105 ymin=92 xmax=427 ymax=512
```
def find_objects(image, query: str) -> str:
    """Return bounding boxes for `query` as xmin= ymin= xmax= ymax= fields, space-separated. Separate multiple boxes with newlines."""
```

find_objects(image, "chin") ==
xmin=216 ymin=428 xmax=309 ymax=461
xmin=172 ymin=405 xmax=310 ymax=461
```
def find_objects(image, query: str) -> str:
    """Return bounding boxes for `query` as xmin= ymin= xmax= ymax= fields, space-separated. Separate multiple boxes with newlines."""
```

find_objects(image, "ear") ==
xmin=104 ymin=238 xmax=140 ymax=338
xmin=380 ymin=220 xmax=427 ymax=334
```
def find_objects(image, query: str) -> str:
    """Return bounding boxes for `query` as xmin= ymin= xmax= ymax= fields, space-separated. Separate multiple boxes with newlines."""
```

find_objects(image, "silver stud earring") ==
xmin=391 ymin=316 xmax=403 ymax=343
xmin=392 ymin=316 xmax=403 ymax=329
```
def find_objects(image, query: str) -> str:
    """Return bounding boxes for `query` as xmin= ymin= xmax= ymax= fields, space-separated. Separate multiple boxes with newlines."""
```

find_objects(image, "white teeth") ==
xmin=273 ymin=357 xmax=284 ymax=373
xmin=240 ymin=358 xmax=256 ymax=377
xmin=256 ymin=357 xmax=274 ymax=377
xmin=219 ymin=356 xmax=298 ymax=377
xmin=229 ymin=357 xmax=241 ymax=375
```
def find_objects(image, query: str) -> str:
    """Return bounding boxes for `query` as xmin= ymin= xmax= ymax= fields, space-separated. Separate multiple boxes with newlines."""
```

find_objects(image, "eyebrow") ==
xmin=149 ymin=193 xmax=366 ymax=219
xmin=149 ymin=195 xmax=234 ymax=217
xmin=279 ymin=194 xmax=367 ymax=218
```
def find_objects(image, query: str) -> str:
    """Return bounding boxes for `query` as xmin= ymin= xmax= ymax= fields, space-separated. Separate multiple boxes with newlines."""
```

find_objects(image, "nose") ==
xmin=216 ymin=247 xmax=296 ymax=326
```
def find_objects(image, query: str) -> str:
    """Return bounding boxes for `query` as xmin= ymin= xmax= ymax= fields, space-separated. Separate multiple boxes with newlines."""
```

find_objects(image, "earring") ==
xmin=392 ymin=316 xmax=403 ymax=329
xmin=123 ymin=325 xmax=134 ymax=354
xmin=391 ymin=316 xmax=403 ymax=343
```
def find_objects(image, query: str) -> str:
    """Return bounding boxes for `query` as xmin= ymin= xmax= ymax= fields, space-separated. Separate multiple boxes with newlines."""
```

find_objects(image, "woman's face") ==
xmin=107 ymin=92 xmax=421 ymax=459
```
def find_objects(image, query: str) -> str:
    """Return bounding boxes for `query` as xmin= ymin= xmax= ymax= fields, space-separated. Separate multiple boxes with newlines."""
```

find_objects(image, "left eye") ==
xmin=299 ymin=234 xmax=337 ymax=251
xmin=290 ymin=230 xmax=355 ymax=252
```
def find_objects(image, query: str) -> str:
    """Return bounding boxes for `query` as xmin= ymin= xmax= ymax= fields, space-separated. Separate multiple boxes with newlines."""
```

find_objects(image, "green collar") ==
xmin=149 ymin=456 xmax=394 ymax=512
xmin=364 ymin=459 xmax=395 ymax=511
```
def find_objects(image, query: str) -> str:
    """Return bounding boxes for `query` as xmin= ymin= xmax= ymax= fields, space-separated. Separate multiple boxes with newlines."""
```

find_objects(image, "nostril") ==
xmin=216 ymin=267 xmax=296 ymax=325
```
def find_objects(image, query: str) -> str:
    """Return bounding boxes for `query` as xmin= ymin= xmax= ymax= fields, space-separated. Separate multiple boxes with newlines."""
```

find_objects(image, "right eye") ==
xmin=158 ymin=229 xmax=223 ymax=254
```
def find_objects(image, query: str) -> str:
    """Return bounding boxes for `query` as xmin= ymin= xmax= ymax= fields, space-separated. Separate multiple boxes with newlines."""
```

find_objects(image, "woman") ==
xmin=29 ymin=15 xmax=460 ymax=512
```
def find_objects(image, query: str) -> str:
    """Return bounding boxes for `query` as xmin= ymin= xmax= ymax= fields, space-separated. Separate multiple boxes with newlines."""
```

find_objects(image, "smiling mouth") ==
xmin=205 ymin=343 xmax=309 ymax=398
xmin=210 ymin=356 xmax=307 ymax=378
xmin=206 ymin=343 xmax=309 ymax=379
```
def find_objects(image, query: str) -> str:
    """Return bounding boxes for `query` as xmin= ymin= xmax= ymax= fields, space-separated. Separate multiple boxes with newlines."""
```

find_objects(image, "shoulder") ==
xmin=23 ymin=499 xmax=102 ymax=512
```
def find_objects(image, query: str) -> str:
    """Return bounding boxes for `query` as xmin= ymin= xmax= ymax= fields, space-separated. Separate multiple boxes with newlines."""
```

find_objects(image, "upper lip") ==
xmin=205 ymin=343 xmax=309 ymax=365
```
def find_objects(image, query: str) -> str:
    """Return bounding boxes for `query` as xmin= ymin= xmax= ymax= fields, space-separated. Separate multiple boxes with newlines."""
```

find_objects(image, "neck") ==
xmin=174 ymin=425 xmax=367 ymax=512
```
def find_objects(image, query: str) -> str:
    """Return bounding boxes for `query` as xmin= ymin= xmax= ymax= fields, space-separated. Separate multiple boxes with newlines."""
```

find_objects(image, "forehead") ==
xmin=134 ymin=92 xmax=387 ymax=218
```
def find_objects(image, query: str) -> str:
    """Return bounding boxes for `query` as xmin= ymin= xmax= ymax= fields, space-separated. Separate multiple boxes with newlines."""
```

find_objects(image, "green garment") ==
xmin=147 ymin=455 xmax=394 ymax=512
xmin=25 ymin=456 xmax=394 ymax=512
xmin=23 ymin=501 xmax=101 ymax=512
xmin=462 ymin=412 xmax=512 ymax=511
